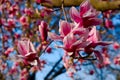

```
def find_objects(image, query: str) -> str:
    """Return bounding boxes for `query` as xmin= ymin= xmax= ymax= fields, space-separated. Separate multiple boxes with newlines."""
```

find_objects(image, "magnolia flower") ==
xmin=24 ymin=8 xmax=34 ymax=17
xmin=62 ymin=33 xmax=90 ymax=54
xmin=113 ymin=42 xmax=120 ymax=50
xmin=8 ymin=4 xmax=19 ymax=18
xmin=105 ymin=19 xmax=114 ymax=29
xmin=39 ymin=21 xmax=48 ymax=43
xmin=48 ymin=20 xmax=72 ymax=40
xmin=40 ymin=8 xmax=53 ymax=18
xmin=48 ymin=0 xmax=111 ymax=63
xmin=69 ymin=0 xmax=102 ymax=28
xmin=48 ymin=20 xmax=91 ymax=55
xmin=17 ymin=38 xmax=38 ymax=65
xmin=114 ymin=55 xmax=120 ymax=65
xmin=19 ymin=15 xmax=29 ymax=27
xmin=3 ymin=19 xmax=16 ymax=31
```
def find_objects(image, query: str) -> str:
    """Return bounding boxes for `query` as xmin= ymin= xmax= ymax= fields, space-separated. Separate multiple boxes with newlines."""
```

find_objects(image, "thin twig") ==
xmin=61 ymin=0 xmax=68 ymax=21
xmin=39 ymin=40 xmax=54 ymax=56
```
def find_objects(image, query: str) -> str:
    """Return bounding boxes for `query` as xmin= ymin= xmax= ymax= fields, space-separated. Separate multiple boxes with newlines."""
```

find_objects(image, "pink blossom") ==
xmin=105 ymin=19 xmax=114 ymax=29
xmin=39 ymin=21 xmax=48 ymax=43
xmin=113 ymin=42 xmax=120 ymax=50
xmin=3 ymin=19 xmax=16 ymax=31
xmin=4 ymin=47 xmax=14 ymax=56
xmin=46 ymin=47 xmax=52 ymax=53
xmin=7 ymin=18 xmax=16 ymax=27
xmin=24 ymin=8 xmax=34 ymax=17
xmin=84 ymin=42 xmax=112 ymax=63
xmin=59 ymin=20 xmax=72 ymax=37
xmin=40 ymin=8 xmax=53 ymax=18
xmin=3 ymin=35 xmax=9 ymax=42
xmin=48 ymin=20 xmax=74 ymax=40
xmin=114 ymin=55 xmax=120 ymax=65
xmin=19 ymin=16 xmax=29 ymax=27
xmin=17 ymin=38 xmax=38 ymax=65
xmin=62 ymin=33 xmax=90 ymax=54
xmin=69 ymin=0 xmax=102 ymax=28
xmin=8 ymin=4 xmax=19 ymax=17
xmin=103 ymin=57 xmax=111 ymax=66
xmin=48 ymin=20 xmax=92 ymax=55
xmin=9 ymin=67 xmax=17 ymax=74
xmin=103 ymin=10 xmax=112 ymax=18
xmin=0 ymin=18 xmax=5 ymax=25
xmin=48 ymin=20 xmax=109 ymax=57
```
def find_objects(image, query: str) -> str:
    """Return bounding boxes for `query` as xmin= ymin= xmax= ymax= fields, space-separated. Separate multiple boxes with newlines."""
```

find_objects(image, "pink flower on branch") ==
xmin=48 ymin=18 xmax=111 ymax=60
xmin=47 ymin=0 xmax=112 ymax=65
xmin=39 ymin=21 xmax=48 ymax=44
xmin=19 ymin=16 xmax=29 ymax=28
xmin=69 ymin=0 xmax=102 ymax=28
xmin=105 ymin=19 xmax=114 ymax=29
xmin=17 ymin=38 xmax=38 ymax=65
xmin=48 ymin=20 xmax=72 ymax=41
xmin=49 ymin=20 xmax=91 ymax=55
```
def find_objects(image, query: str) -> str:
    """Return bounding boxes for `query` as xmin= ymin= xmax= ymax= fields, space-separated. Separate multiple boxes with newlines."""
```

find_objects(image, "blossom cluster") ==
xmin=0 ymin=0 xmax=119 ymax=79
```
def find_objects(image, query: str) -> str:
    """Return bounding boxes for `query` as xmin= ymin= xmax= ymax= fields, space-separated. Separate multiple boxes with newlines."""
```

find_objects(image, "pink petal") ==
xmin=59 ymin=20 xmax=71 ymax=36
xmin=96 ymin=41 xmax=113 ymax=46
xmin=88 ymin=41 xmax=112 ymax=48
xmin=83 ymin=9 xmax=99 ymax=18
xmin=87 ymin=26 xmax=99 ymax=43
xmin=113 ymin=42 xmax=120 ymax=50
xmin=72 ymin=28 xmax=89 ymax=41
xmin=29 ymin=41 xmax=36 ymax=53
xmin=25 ymin=52 xmax=37 ymax=61
xmin=48 ymin=32 xmax=62 ymax=40
xmin=39 ymin=21 xmax=48 ymax=41
xmin=63 ymin=33 xmax=76 ymax=49
xmin=72 ymin=40 xmax=90 ymax=49
xmin=83 ymin=18 xmax=102 ymax=27
xmin=80 ymin=0 xmax=91 ymax=16
xmin=69 ymin=7 xmax=82 ymax=23
xmin=105 ymin=19 xmax=114 ymax=29
xmin=72 ymin=27 xmax=88 ymax=35
xmin=94 ymin=50 xmax=103 ymax=63
xmin=4 ymin=47 xmax=14 ymax=55
xmin=17 ymin=41 xmax=28 ymax=56
xmin=17 ymin=38 xmax=36 ymax=57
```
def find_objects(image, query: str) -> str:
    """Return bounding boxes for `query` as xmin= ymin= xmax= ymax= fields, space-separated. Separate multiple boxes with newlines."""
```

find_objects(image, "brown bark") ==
xmin=42 ymin=0 xmax=120 ymax=11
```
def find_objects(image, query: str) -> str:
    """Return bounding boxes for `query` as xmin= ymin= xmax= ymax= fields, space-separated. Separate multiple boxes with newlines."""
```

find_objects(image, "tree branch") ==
xmin=42 ymin=0 xmax=120 ymax=11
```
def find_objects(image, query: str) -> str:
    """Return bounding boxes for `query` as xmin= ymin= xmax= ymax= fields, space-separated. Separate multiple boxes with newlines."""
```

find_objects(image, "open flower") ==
xmin=48 ymin=20 xmax=91 ymax=55
xmin=48 ymin=20 xmax=74 ymax=40
xmin=17 ymin=38 xmax=38 ymax=65
xmin=69 ymin=0 xmax=102 ymax=28
xmin=48 ymin=0 xmax=111 ymax=64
